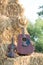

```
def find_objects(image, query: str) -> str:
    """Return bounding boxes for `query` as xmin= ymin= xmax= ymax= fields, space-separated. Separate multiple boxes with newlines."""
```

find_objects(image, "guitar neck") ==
xmin=22 ymin=28 xmax=26 ymax=37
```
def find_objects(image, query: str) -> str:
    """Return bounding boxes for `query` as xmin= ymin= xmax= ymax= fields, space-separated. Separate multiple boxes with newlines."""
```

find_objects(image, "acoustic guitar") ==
xmin=17 ymin=28 xmax=34 ymax=55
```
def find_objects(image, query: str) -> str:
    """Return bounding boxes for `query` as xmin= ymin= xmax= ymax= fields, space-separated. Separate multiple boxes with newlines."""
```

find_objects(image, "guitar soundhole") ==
xmin=22 ymin=37 xmax=30 ymax=47
xmin=22 ymin=38 xmax=26 ymax=41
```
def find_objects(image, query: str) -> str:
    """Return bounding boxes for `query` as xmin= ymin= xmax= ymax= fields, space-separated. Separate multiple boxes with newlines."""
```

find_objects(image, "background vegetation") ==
xmin=27 ymin=6 xmax=43 ymax=52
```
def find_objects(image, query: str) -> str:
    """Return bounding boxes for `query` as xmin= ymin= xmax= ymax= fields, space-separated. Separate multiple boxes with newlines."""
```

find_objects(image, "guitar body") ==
xmin=17 ymin=34 xmax=34 ymax=55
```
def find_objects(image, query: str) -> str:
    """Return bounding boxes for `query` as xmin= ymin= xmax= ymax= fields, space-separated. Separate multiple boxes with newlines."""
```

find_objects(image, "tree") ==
xmin=27 ymin=18 xmax=43 ymax=52
xmin=37 ymin=5 xmax=43 ymax=16
xmin=27 ymin=22 xmax=35 ymax=41
xmin=34 ymin=18 xmax=43 ymax=52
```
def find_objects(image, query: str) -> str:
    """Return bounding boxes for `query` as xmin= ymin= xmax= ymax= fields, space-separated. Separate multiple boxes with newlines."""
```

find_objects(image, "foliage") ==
xmin=37 ymin=5 xmax=43 ymax=16
xmin=35 ymin=42 xmax=43 ymax=53
xmin=27 ymin=22 xmax=35 ymax=41
xmin=27 ymin=18 xmax=43 ymax=53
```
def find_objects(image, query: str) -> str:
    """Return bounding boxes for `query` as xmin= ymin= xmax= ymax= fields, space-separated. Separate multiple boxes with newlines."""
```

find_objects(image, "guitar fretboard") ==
xmin=22 ymin=28 xmax=26 ymax=37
